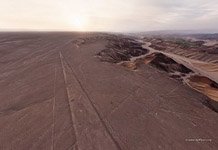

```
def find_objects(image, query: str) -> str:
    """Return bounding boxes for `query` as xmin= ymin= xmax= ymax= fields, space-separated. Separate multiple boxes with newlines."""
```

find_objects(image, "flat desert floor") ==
xmin=0 ymin=32 xmax=218 ymax=150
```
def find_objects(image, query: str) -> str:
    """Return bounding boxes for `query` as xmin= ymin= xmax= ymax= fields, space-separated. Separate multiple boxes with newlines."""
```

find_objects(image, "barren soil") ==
xmin=0 ymin=32 xmax=218 ymax=150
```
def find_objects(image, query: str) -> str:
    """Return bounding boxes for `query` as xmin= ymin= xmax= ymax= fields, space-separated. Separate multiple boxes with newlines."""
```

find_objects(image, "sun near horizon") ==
xmin=0 ymin=0 xmax=218 ymax=32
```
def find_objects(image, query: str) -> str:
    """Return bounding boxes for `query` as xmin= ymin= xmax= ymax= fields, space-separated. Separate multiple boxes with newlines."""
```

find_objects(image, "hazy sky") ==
xmin=0 ymin=0 xmax=217 ymax=32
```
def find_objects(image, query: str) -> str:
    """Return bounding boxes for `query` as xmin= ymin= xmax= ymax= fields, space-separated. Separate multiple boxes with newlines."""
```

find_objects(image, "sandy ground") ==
xmin=141 ymin=42 xmax=218 ymax=103
xmin=0 ymin=32 xmax=218 ymax=150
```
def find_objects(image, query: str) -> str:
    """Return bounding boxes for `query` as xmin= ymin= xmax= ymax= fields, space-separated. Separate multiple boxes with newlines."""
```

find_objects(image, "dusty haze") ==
xmin=0 ymin=0 xmax=218 ymax=32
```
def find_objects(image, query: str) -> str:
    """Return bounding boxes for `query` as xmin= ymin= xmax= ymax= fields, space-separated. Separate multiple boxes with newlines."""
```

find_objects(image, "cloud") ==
xmin=0 ymin=0 xmax=217 ymax=32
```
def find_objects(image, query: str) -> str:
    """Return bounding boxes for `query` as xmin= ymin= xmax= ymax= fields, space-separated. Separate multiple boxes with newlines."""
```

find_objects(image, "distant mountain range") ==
xmin=127 ymin=30 xmax=218 ymax=40
xmin=129 ymin=29 xmax=218 ymax=36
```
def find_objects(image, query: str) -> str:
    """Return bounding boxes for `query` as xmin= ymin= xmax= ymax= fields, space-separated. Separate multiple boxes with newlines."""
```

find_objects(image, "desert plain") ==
xmin=0 ymin=32 xmax=218 ymax=150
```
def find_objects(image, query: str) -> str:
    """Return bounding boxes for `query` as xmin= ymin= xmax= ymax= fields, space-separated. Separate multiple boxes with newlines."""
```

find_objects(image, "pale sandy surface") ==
xmin=142 ymin=42 xmax=218 ymax=103
xmin=142 ymin=42 xmax=218 ymax=83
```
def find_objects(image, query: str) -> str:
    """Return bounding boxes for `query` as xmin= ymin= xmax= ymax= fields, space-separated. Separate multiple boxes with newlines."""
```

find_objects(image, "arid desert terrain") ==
xmin=0 ymin=32 xmax=218 ymax=150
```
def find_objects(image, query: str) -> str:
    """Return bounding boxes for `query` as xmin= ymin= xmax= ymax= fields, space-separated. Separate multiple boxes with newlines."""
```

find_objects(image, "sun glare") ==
xmin=71 ymin=16 xmax=88 ymax=31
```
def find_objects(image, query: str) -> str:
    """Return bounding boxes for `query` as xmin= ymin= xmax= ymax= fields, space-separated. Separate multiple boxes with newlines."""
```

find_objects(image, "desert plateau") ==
xmin=0 ymin=32 xmax=217 ymax=150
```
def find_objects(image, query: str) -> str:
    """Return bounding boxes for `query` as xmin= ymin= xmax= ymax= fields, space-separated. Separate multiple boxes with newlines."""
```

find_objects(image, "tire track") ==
xmin=59 ymin=52 xmax=122 ymax=150
xmin=51 ymin=65 xmax=57 ymax=150
xmin=59 ymin=52 xmax=78 ymax=150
